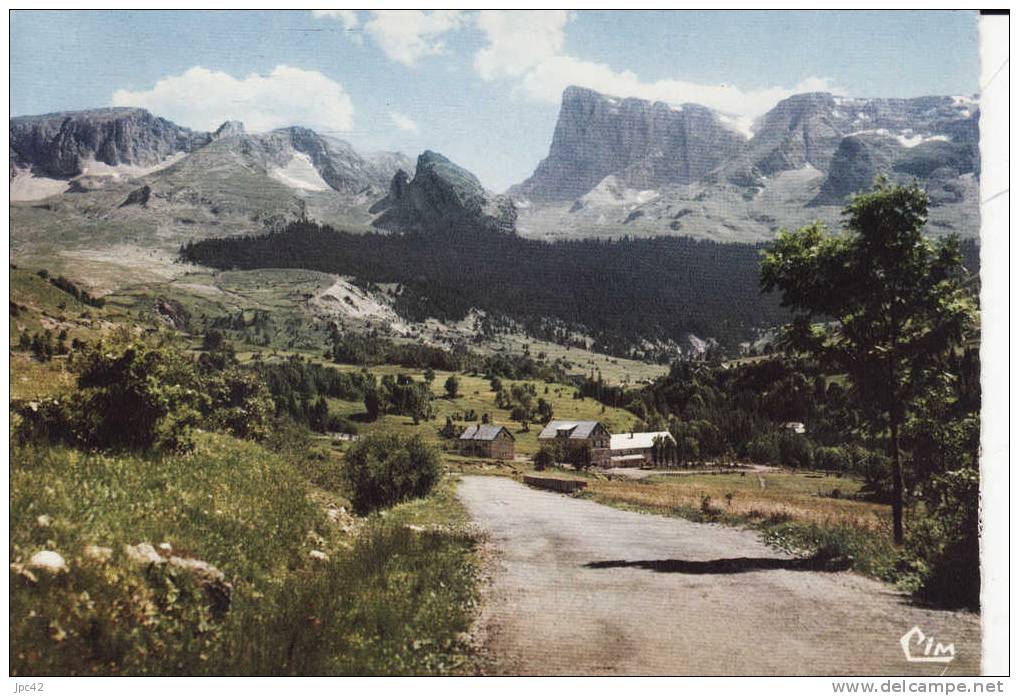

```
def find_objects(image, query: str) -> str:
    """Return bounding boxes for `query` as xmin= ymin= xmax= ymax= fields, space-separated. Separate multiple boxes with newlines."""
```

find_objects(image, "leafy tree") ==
xmin=306 ymin=395 xmax=331 ymax=433
xmin=760 ymin=179 xmax=976 ymax=544
xmin=364 ymin=389 xmax=382 ymax=421
xmin=536 ymin=398 xmax=554 ymax=424
xmin=206 ymin=367 xmax=275 ymax=440
xmin=444 ymin=375 xmax=459 ymax=398
xmin=440 ymin=416 xmax=459 ymax=439
xmin=423 ymin=367 xmax=436 ymax=385
xmin=22 ymin=339 xmax=207 ymax=451
xmin=341 ymin=433 xmax=441 ymax=514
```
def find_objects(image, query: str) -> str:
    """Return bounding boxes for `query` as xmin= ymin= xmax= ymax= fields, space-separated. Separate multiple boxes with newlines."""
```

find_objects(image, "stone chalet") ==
xmin=538 ymin=420 xmax=612 ymax=466
xmin=609 ymin=431 xmax=676 ymax=467
xmin=458 ymin=424 xmax=515 ymax=460
xmin=537 ymin=421 xmax=678 ymax=469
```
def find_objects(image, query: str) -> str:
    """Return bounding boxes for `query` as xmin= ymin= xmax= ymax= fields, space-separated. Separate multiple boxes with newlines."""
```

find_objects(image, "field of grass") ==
xmin=10 ymin=431 xmax=481 ymax=675
xmin=471 ymin=333 xmax=668 ymax=386
xmin=571 ymin=469 xmax=902 ymax=580
xmin=589 ymin=470 xmax=889 ymax=531
xmin=10 ymin=267 xmax=125 ymax=342
xmin=326 ymin=367 xmax=643 ymax=457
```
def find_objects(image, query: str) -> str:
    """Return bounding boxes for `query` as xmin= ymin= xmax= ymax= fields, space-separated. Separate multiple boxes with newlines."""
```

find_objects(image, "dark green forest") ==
xmin=181 ymin=223 xmax=790 ymax=351
xmin=180 ymin=222 xmax=979 ymax=353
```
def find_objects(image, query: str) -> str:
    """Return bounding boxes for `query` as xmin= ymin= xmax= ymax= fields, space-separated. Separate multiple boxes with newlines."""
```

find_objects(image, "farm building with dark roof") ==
xmin=458 ymin=423 xmax=515 ymax=460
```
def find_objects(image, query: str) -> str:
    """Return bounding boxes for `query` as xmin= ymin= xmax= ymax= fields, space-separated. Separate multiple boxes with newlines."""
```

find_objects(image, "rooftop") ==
xmin=537 ymin=420 xmax=604 ymax=440
xmin=459 ymin=424 xmax=513 ymax=441
xmin=609 ymin=431 xmax=675 ymax=451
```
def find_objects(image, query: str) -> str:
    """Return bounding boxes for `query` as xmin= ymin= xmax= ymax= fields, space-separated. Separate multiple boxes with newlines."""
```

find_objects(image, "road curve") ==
xmin=458 ymin=475 xmax=981 ymax=676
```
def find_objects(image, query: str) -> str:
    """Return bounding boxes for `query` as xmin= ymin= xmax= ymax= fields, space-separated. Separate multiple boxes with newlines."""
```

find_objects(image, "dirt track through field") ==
xmin=458 ymin=476 xmax=981 ymax=676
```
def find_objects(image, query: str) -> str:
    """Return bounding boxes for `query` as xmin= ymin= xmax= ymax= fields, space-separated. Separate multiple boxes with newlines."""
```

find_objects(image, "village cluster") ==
xmin=458 ymin=419 xmax=675 ymax=468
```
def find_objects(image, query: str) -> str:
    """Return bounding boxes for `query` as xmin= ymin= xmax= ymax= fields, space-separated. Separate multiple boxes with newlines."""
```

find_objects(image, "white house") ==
xmin=608 ymin=431 xmax=676 ymax=467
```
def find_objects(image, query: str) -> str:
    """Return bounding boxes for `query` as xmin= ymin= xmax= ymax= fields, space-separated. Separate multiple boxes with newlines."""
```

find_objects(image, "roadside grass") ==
xmin=573 ymin=470 xmax=902 ymax=582
xmin=10 ymin=432 xmax=481 ymax=675
xmin=611 ymin=470 xmax=888 ymax=531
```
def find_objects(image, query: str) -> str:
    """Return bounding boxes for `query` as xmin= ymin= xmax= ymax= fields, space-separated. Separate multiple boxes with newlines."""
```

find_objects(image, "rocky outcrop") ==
xmin=813 ymin=133 xmax=901 ymax=203
xmin=124 ymin=542 xmax=233 ymax=618
xmin=9 ymin=107 xmax=210 ymax=179
xmin=119 ymin=184 xmax=152 ymax=207
xmin=213 ymin=120 xmax=245 ymax=139
xmin=226 ymin=126 xmax=411 ymax=197
xmin=373 ymin=150 xmax=517 ymax=235
xmin=719 ymin=92 xmax=979 ymax=191
xmin=513 ymin=86 xmax=980 ymax=241
xmin=512 ymin=85 xmax=747 ymax=202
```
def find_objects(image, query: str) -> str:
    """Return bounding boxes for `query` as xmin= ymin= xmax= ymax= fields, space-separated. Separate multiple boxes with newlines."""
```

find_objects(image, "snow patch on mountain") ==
xmin=846 ymin=129 xmax=950 ymax=148
xmin=580 ymin=175 xmax=660 ymax=208
xmin=269 ymin=152 xmax=331 ymax=192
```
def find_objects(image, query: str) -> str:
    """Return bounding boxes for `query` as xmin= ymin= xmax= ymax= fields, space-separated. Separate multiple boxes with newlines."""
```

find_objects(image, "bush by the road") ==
xmin=341 ymin=432 xmax=441 ymax=514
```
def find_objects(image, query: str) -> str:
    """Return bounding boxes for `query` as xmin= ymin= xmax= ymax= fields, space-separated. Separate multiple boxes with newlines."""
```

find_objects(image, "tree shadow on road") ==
xmin=584 ymin=555 xmax=852 ymax=574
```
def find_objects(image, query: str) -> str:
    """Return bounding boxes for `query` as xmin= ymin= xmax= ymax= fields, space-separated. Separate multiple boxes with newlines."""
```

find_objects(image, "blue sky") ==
xmin=10 ymin=10 xmax=980 ymax=191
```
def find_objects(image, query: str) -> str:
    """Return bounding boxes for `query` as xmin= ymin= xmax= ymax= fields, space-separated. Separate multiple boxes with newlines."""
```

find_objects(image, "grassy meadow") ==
xmin=325 ymin=366 xmax=643 ymax=457
xmin=10 ymin=431 xmax=482 ymax=676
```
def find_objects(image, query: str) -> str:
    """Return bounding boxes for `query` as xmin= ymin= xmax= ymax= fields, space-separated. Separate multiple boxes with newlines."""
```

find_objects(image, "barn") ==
xmin=458 ymin=424 xmax=516 ymax=460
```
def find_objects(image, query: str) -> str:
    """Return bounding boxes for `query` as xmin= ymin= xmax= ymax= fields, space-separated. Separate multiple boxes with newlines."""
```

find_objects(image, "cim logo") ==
xmin=900 ymin=626 xmax=956 ymax=663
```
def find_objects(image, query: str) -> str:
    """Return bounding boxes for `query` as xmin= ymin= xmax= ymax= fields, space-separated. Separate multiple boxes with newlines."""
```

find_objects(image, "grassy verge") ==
xmin=10 ymin=433 xmax=480 ymax=675
xmin=574 ymin=470 xmax=903 ymax=584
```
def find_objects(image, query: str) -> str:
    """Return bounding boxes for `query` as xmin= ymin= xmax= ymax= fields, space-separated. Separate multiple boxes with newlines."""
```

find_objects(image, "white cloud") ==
xmin=312 ymin=10 xmax=362 ymax=44
xmin=474 ymin=10 xmax=568 ymax=80
xmin=389 ymin=111 xmax=419 ymax=134
xmin=519 ymin=55 xmax=838 ymax=121
xmin=473 ymin=11 xmax=840 ymax=127
xmin=111 ymin=65 xmax=355 ymax=133
xmin=362 ymin=10 xmax=466 ymax=66
xmin=312 ymin=9 xmax=359 ymax=28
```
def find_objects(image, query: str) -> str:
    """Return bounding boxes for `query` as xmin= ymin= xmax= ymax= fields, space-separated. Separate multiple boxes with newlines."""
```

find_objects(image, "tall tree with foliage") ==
xmin=760 ymin=179 xmax=976 ymax=544
xmin=444 ymin=375 xmax=459 ymax=398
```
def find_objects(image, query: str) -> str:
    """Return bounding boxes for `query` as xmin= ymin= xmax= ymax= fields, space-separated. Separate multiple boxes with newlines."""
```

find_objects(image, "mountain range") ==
xmin=9 ymin=85 xmax=980 ymax=277
xmin=510 ymin=86 xmax=979 ymax=241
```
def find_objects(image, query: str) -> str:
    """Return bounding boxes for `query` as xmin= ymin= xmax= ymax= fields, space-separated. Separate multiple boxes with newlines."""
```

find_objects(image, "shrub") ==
xmin=15 ymin=339 xmax=207 ymax=452
xmin=814 ymin=446 xmax=851 ymax=472
xmin=206 ymin=367 xmax=275 ymax=440
xmin=746 ymin=433 xmax=779 ymax=464
xmin=533 ymin=447 xmax=555 ymax=471
xmin=905 ymin=467 xmax=980 ymax=610
xmin=15 ymin=338 xmax=281 ymax=452
xmin=341 ymin=433 xmax=441 ymax=514
xmin=777 ymin=430 xmax=813 ymax=468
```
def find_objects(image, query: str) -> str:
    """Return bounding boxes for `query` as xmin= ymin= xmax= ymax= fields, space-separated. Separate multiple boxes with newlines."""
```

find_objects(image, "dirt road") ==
xmin=458 ymin=475 xmax=981 ymax=676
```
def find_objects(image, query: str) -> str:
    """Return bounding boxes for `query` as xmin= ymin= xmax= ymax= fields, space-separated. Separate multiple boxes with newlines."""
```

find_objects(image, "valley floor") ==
xmin=459 ymin=476 xmax=981 ymax=676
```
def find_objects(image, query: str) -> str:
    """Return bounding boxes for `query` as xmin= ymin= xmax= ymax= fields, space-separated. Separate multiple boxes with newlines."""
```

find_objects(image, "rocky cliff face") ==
xmin=213 ymin=120 xmax=245 ymax=140
xmin=719 ymin=92 xmax=979 ymax=191
xmin=372 ymin=150 xmax=516 ymax=235
xmin=514 ymin=86 xmax=980 ymax=241
xmin=513 ymin=86 xmax=747 ymax=202
xmin=9 ymin=107 xmax=210 ymax=178
xmin=254 ymin=127 xmax=410 ymax=196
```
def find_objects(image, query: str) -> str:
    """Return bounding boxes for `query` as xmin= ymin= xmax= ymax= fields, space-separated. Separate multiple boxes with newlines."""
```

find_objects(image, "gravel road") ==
xmin=458 ymin=475 xmax=981 ymax=676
